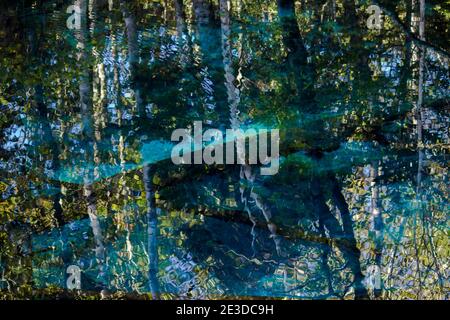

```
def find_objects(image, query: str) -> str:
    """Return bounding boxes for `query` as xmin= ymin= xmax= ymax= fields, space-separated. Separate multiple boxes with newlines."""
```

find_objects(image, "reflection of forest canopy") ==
xmin=0 ymin=0 xmax=448 ymax=300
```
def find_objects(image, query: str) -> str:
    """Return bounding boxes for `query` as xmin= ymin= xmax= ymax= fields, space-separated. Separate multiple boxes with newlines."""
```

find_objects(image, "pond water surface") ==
xmin=0 ymin=0 xmax=448 ymax=300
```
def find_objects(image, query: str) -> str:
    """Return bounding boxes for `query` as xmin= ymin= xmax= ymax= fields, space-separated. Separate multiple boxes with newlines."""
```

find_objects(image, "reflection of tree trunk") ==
xmin=277 ymin=0 xmax=314 ymax=105
xmin=118 ymin=134 xmax=134 ymax=261
xmin=22 ymin=2 xmax=64 ymax=291
xmin=1 ymin=1 xmax=33 ymax=275
xmin=220 ymin=0 xmax=282 ymax=255
xmin=400 ymin=0 xmax=412 ymax=94
xmin=416 ymin=0 xmax=425 ymax=193
xmin=343 ymin=0 xmax=370 ymax=81
xmin=27 ymin=11 xmax=64 ymax=227
xmin=89 ymin=0 xmax=108 ymax=37
xmin=143 ymin=165 xmax=160 ymax=299
xmin=277 ymin=3 xmax=345 ymax=289
xmin=120 ymin=0 xmax=145 ymax=118
xmin=219 ymin=0 xmax=240 ymax=130
xmin=175 ymin=0 xmax=187 ymax=38
xmin=342 ymin=0 xmax=357 ymax=28
xmin=193 ymin=0 xmax=229 ymax=126
xmin=220 ymin=0 xmax=258 ymax=256
xmin=416 ymin=2 xmax=445 ymax=290
xmin=241 ymin=166 xmax=283 ymax=255
xmin=370 ymin=162 xmax=383 ymax=299
xmin=219 ymin=0 xmax=238 ymax=124
xmin=92 ymin=59 xmax=107 ymax=146
xmin=76 ymin=0 xmax=106 ymax=287
xmin=175 ymin=0 xmax=192 ymax=67
xmin=396 ymin=0 xmax=412 ymax=138
xmin=91 ymin=0 xmax=107 ymax=184
xmin=109 ymin=21 xmax=134 ymax=264
xmin=84 ymin=182 xmax=106 ymax=277
xmin=327 ymin=177 xmax=369 ymax=300
xmin=331 ymin=0 xmax=336 ymax=22
xmin=193 ymin=0 xmax=214 ymax=25
xmin=414 ymin=0 xmax=426 ymax=300
xmin=108 ymin=16 xmax=134 ymax=260
xmin=35 ymin=85 xmax=64 ymax=226
xmin=311 ymin=0 xmax=326 ymax=66
xmin=111 ymin=29 xmax=122 ymax=124
xmin=277 ymin=0 xmax=369 ymax=292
